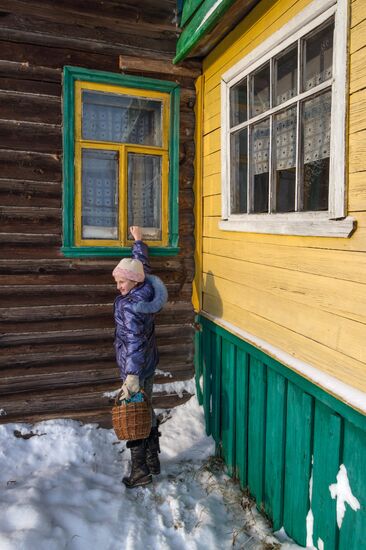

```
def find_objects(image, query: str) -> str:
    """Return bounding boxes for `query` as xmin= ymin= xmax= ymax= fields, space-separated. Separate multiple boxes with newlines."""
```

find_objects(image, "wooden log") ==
xmin=180 ymin=110 xmax=196 ymax=130
xmin=1 ymin=324 xmax=194 ymax=347
xmin=119 ymin=55 xmax=201 ymax=78
xmin=1 ymin=327 xmax=114 ymax=347
xmin=0 ymin=363 xmax=194 ymax=395
xmin=0 ymin=179 xmax=61 ymax=208
xmin=0 ymin=120 xmax=61 ymax=153
xmin=0 ymin=11 xmax=177 ymax=47
xmin=180 ymin=87 xmax=196 ymax=107
xmin=0 ymin=355 xmax=193 ymax=379
xmin=179 ymin=188 xmax=195 ymax=209
xmin=0 ymin=303 xmax=113 ymax=322
xmin=0 ymin=301 xmax=193 ymax=323
xmin=0 ymin=365 xmax=194 ymax=396
xmin=0 ymin=27 xmax=175 ymax=63
xmin=0 ymin=382 xmax=194 ymax=418
xmin=0 ymin=339 xmax=193 ymax=368
xmin=0 ymin=271 xmax=185 ymax=286
xmin=0 ymin=206 xmax=61 ymax=233
xmin=0 ymin=232 xmax=61 ymax=245
xmin=0 ymin=260 xmax=131 ymax=276
xmin=0 ymin=270 xmax=186 ymax=287
xmin=0 ymin=90 xmax=61 ymax=124
xmin=0 ymin=149 xmax=61 ymax=181
xmin=0 ymin=248 xmax=62 ymax=261
xmin=0 ymin=0 xmax=179 ymax=37
xmin=0 ymin=75 xmax=61 ymax=96
xmin=0 ymin=392 xmax=193 ymax=426
xmin=0 ymin=59 xmax=61 ymax=82
xmin=0 ymin=315 xmax=195 ymax=336
xmin=0 ymin=257 xmax=183 ymax=275
xmin=0 ymin=282 xmax=183 ymax=306
xmin=0 ymin=307 xmax=194 ymax=333
xmin=0 ymin=331 xmax=193 ymax=359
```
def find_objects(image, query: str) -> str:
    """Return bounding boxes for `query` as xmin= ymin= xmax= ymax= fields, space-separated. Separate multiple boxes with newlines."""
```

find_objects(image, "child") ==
xmin=112 ymin=226 xmax=167 ymax=488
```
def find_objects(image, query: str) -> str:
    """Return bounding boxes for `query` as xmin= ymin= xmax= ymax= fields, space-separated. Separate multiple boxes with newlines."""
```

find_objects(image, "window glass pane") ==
xmin=274 ymin=107 xmax=297 ymax=212
xmin=303 ymin=21 xmax=334 ymax=91
xmin=127 ymin=154 xmax=162 ymax=241
xmin=81 ymin=149 xmax=118 ymax=240
xmin=301 ymin=91 xmax=331 ymax=211
xmin=252 ymin=118 xmax=270 ymax=213
xmin=275 ymin=45 xmax=297 ymax=106
xmin=230 ymin=78 xmax=248 ymax=127
xmin=230 ymin=128 xmax=248 ymax=213
xmin=250 ymin=62 xmax=270 ymax=117
xmin=82 ymin=90 xmax=162 ymax=146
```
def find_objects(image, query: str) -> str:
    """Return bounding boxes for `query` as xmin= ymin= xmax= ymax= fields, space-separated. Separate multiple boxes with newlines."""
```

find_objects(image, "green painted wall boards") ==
xmin=235 ymin=348 xmax=249 ymax=488
xmin=247 ymin=357 xmax=266 ymax=509
xmin=264 ymin=368 xmax=287 ymax=530
xmin=195 ymin=316 xmax=366 ymax=549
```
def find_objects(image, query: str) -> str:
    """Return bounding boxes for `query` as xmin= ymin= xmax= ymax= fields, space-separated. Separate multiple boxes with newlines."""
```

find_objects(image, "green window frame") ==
xmin=62 ymin=66 xmax=180 ymax=257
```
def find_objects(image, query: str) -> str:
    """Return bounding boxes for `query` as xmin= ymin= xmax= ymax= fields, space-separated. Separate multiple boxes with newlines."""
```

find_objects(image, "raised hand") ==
xmin=129 ymin=226 xmax=143 ymax=242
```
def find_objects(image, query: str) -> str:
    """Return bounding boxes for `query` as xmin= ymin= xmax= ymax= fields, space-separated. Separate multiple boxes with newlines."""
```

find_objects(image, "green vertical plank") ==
xmin=211 ymin=332 xmax=222 ymax=444
xmin=264 ymin=369 xmax=287 ymax=530
xmin=247 ymin=357 xmax=267 ymax=508
xmin=202 ymin=327 xmax=212 ymax=436
xmin=312 ymin=402 xmax=341 ymax=550
xmin=221 ymin=338 xmax=236 ymax=476
xmin=283 ymin=383 xmax=313 ymax=546
xmin=338 ymin=420 xmax=366 ymax=550
xmin=194 ymin=323 xmax=203 ymax=406
xmin=235 ymin=347 xmax=249 ymax=488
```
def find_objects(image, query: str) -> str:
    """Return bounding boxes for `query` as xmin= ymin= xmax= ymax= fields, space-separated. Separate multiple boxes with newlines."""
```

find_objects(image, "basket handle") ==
xmin=115 ymin=387 xmax=151 ymax=406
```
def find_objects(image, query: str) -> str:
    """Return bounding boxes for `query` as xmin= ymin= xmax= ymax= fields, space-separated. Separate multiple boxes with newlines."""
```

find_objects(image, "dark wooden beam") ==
xmin=119 ymin=54 xmax=201 ymax=78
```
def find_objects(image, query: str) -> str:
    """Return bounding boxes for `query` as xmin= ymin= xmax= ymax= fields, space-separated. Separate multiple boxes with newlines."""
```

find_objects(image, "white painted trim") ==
xmin=219 ymin=216 xmax=355 ymax=236
xmin=220 ymin=0 xmax=349 ymax=236
xmin=222 ymin=0 xmax=336 ymax=83
xmin=201 ymin=311 xmax=366 ymax=415
xmin=329 ymin=0 xmax=348 ymax=218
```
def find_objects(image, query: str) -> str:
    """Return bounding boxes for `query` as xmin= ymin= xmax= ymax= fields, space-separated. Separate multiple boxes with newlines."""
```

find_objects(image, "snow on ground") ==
xmin=0 ymin=393 xmax=302 ymax=550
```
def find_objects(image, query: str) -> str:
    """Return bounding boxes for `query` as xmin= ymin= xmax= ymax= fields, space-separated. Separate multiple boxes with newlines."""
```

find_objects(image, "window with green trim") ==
xmin=62 ymin=67 xmax=180 ymax=257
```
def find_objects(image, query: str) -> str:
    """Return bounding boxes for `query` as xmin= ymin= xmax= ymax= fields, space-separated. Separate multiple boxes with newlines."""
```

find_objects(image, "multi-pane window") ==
xmin=228 ymin=19 xmax=334 ymax=216
xmin=75 ymin=82 xmax=169 ymax=246
xmin=221 ymin=0 xmax=353 ymax=237
xmin=62 ymin=67 xmax=180 ymax=257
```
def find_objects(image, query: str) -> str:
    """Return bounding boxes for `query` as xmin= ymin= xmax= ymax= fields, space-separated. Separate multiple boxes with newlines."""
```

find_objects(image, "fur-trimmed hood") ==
xmin=132 ymin=275 xmax=168 ymax=314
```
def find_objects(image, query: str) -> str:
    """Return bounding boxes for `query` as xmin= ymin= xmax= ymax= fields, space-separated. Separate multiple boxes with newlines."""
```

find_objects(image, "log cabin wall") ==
xmin=0 ymin=0 xmax=200 ymax=426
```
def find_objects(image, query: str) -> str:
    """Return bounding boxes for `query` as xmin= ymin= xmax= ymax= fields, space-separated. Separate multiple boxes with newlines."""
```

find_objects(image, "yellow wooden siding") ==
xmin=192 ymin=75 xmax=204 ymax=312
xmin=203 ymin=272 xmax=366 ymax=366
xmin=203 ymin=294 xmax=366 ymax=393
xmin=348 ymin=172 xmax=366 ymax=211
xmin=198 ymin=0 xmax=366 ymax=394
xmin=351 ymin=0 xmax=366 ymax=29
xmin=202 ymin=236 xmax=366 ymax=285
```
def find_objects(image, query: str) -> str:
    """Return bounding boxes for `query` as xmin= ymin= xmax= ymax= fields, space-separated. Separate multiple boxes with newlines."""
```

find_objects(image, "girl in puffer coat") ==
xmin=112 ymin=225 xmax=168 ymax=488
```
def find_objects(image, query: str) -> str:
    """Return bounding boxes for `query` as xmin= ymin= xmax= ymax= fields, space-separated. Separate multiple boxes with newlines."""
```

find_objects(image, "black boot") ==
xmin=145 ymin=425 xmax=161 ymax=475
xmin=122 ymin=439 xmax=152 ymax=488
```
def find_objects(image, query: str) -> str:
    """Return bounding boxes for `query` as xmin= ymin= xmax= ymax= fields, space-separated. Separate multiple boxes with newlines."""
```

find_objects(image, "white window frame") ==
xmin=220 ymin=0 xmax=354 ymax=237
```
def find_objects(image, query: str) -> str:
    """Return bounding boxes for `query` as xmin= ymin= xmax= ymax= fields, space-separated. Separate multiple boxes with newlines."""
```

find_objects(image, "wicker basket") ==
xmin=112 ymin=391 xmax=152 ymax=441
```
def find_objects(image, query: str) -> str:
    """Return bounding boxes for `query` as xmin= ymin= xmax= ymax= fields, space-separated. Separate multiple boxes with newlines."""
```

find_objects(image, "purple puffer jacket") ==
xmin=113 ymin=241 xmax=168 ymax=382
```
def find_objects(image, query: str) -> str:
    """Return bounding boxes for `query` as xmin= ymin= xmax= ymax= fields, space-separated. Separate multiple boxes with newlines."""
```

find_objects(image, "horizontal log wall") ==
xmin=0 ymin=0 xmax=200 ymax=426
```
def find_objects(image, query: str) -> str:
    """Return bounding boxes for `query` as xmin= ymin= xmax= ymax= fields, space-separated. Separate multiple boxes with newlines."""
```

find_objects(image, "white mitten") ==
xmin=118 ymin=375 xmax=140 ymax=401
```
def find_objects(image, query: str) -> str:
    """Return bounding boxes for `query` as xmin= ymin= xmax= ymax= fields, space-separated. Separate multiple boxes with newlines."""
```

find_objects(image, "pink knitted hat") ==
xmin=112 ymin=258 xmax=145 ymax=283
